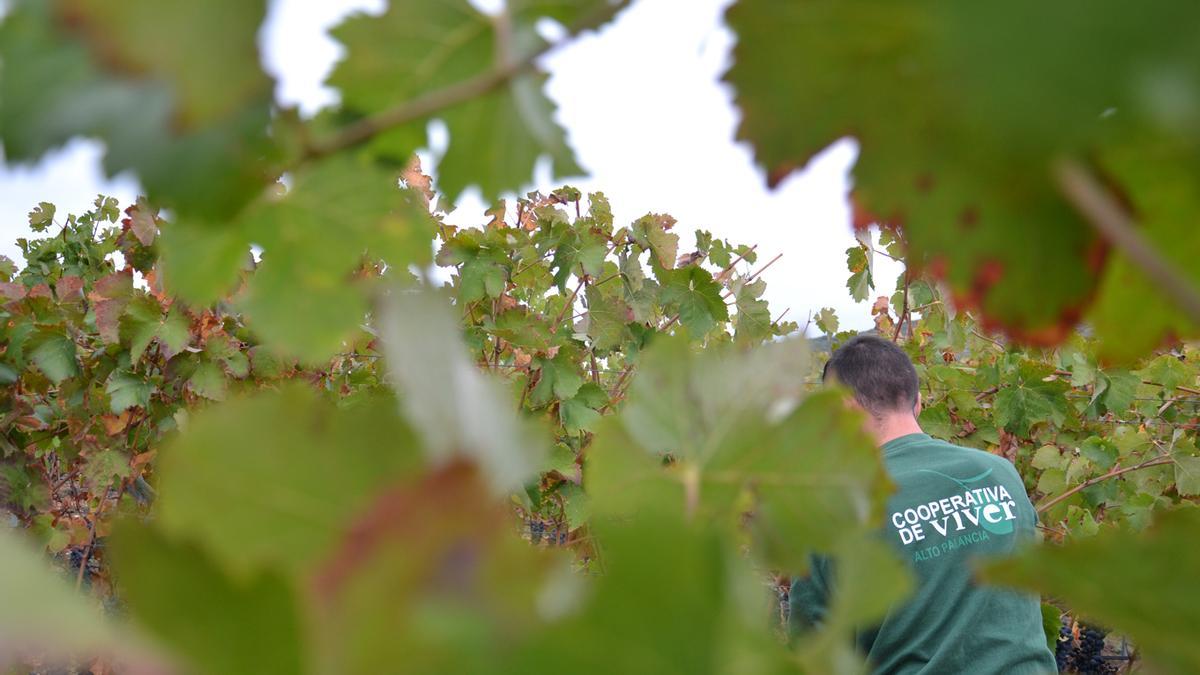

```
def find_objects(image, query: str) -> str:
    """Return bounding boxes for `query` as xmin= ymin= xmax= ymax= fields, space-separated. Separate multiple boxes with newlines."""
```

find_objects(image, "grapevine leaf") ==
xmin=58 ymin=0 xmax=272 ymax=128
xmin=733 ymin=278 xmax=774 ymax=344
xmin=237 ymin=157 xmax=436 ymax=362
xmin=658 ymin=264 xmax=728 ymax=337
xmin=109 ymin=522 xmax=303 ymax=675
xmin=460 ymin=259 xmax=507 ymax=303
xmin=724 ymin=0 xmax=1200 ymax=345
xmin=27 ymin=330 xmax=78 ymax=384
xmin=156 ymin=386 xmax=421 ymax=577
xmin=105 ymin=370 xmax=154 ymax=413
xmin=81 ymin=449 xmax=131 ymax=490
xmin=0 ymin=2 xmax=277 ymax=218
xmin=187 ymin=361 xmax=227 ymax=401
xmin=328 ymin=0 xmax=584 ymax=203
xmin=632 ymin=214 xmax=679 ymax=270
xmin=982 ymin=507 xmax=1200 ymax=674
xmin=1135 ymin=355 xmax=1192 ymax=394
xmin=845 ymin=247 xmax=873 ymax=303
xmin=27 ymin=202 xmax=55 ymax=230
xmin=1174 ymin=457 xmax=1200 ymax=497
xmin=509 ymin=497 xmax=733 ymax=675
xmin=119 ymin=295 xmax=164 ymax=363
xmin=815 ymin=307 xmax=839 ymax=336
xmin=709 ymin=390 xmax=895 ymax=568
xmin=159 ymin=218 xmax=252 ymax=304
xmin=531 ymin=351 xmax=585 ymax=406
xmin=1031 ymin=445 xmax=1066 ymax=472
xmin=311 ymin=461 xmax=556 ymax=674
xmin=558 ymin=482 xmax=589 ymax=530
xmin=1088 ymin=147 xmax=1200 ymax=361
xmin=1079 ymin=437 xmax=1119 ymax=472
xmin=584 ymin=285 xmax=630 ymax=351
xmin=560 ymin=382 xmax=608 ymax=433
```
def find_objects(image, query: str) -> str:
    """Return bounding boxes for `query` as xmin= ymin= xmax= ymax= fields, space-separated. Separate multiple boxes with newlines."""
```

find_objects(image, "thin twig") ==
xmin=550 ymin=278 xmax=587 ymax=332
xmin=721 ymin=253 xmax=783 ymax=301
xmin=1055 ymin=159 xmax=1200 ymax=325
xmin=970 ymin=329 xmax=1005 ymax=351
xmin=892 ymin=270 xmax=910 ymax=342
xmin=304 ymin=2 xmax=628 ymax=159
xmin=1037 ymin=455 xmax=1174 ymax=514
xmin=772 ymin=307 xmax=791 ymax=326
xmin=713 ymin=244 xmax=759 ymax=283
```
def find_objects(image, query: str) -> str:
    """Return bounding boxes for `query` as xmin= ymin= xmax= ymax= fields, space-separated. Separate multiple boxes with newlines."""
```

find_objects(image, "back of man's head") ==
xmin=822 ymin=334 xmax=919 ymax=419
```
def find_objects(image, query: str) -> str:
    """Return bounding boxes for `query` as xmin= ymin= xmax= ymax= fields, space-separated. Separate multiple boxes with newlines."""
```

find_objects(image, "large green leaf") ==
xmin=724 ymin=0 xmax=1200 ymax=349
xmin=27 ymin=329 xmax=78 ymax=383
xmin=105 ymin=369 xmax=154 ymax=413
xmin=311 ymin=461 xmax=555 ymax=675
xmin=57 ymin=0 xmax=272 ymax=128
xmin=1088 ymin=145 xmax=1200 ymax=361
xmin=0 ymin=0 xmax=277 ymax=218
xmin=233 ymin=156 xmax=437 ymax=362
xmin=109 ymin=522 xmax=303 ymax=675
xmin=156 ymin=386 xmax=421 ymax=578
xmin=328 ymin=0 xmax=586 ymax=203
xmin=656 ymin=264 xmax=728 ymax=337
xmin=982 ymin=507 xmax=1200 ymax=674
xmin=597 ymin=335 xmax=892 ymax=567
xmin=584 ymin=284 xmax=630 ymax=351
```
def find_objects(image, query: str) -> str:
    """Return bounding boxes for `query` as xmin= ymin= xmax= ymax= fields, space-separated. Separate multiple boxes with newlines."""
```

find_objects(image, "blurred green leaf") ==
xmin=110 ymin=522 xmax=303 ymax=675
xmin=236 ymin=157 xmax=436 ymax=362
xmin=0 ymin=1 xmax=276 ymax=218
xmin=725 ymin=0 xmax=1200 ymax=346
xmin=156 ymin=386 xmax=420 ymax=577
xmin=311 ymin=461 xmax=555 ymax=675
xmin=982 ymin=507 xmax=1200 ymax=674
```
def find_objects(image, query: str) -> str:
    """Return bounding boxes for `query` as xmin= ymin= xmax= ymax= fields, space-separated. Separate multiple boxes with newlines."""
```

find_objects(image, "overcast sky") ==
xmin=0 ymin=0 xmax=900 ymax=332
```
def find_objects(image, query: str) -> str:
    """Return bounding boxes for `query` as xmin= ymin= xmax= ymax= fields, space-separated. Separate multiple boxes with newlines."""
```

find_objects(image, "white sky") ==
xmin=0 ymin=0 xmax=900 ymax=332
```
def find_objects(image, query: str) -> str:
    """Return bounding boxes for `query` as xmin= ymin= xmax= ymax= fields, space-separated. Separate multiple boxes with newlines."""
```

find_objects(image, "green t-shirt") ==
xmin=790 ymin=433 xmax=1056 ymax=674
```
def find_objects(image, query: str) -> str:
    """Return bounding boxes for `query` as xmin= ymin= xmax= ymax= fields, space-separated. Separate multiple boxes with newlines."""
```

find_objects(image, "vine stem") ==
xmin=303 ymin=2 xmax=628 ymax=160
xmin=1054 ymin=159 xmax=1200 ymax=325
xmin=892 ymin=270 xmax=910 ymax=342
xmin=1036 ymin=455 xmax=1174 ymax=514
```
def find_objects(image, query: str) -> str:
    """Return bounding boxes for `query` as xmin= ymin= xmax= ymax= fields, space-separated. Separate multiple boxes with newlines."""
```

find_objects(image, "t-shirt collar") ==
xmin=881 ymin=432 xmax=932 ymax=455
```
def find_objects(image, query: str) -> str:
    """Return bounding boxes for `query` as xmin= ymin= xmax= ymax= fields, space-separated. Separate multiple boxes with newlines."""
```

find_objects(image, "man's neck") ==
xmin=870 ymin=414 xmax=924 ymax=447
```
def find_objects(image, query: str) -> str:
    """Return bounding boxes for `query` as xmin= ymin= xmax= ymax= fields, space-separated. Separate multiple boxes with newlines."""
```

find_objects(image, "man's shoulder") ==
xmin=907 ymin=436 xmax=1021 ymax=477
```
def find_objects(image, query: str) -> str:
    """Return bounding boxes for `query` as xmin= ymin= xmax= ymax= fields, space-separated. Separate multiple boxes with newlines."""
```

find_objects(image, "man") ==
xmin=790 ymin=335 xmax=1056 ymax=674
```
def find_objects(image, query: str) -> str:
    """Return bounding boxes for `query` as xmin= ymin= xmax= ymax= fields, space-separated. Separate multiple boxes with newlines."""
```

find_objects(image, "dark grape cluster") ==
xmin=1054 ymin=618 xmax=1073 ymax=672
xmin=528 ymin=518 xmax=546 ymax=544
xmin=526 ymin=518 xmax=570 ymax=546
xmin=1070 ymin=624 xmax=1111 ymax=674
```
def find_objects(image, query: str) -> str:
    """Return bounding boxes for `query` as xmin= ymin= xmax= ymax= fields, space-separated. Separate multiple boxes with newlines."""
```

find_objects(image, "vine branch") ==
xmin=304 ymin=2 xmax=628 ymax=160
xmin=1036 ymin=454 xmax=1174 ymax=514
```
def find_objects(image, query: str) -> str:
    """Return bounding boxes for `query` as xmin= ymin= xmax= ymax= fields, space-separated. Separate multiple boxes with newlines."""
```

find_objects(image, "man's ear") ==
xmin=913 ymin=391 xmax=923 ymax=417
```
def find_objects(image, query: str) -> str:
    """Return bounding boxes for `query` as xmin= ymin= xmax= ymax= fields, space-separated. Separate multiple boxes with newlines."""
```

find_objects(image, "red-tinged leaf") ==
xmin=0 ymin=282 xmax=26 ymax=300
xmin=123 ymin=197 xmax=159 ymax=246
xmin=313 ymin=460 xmax=555 ymax=674
xmin=54 ymin=275 xmax=84 ymax=303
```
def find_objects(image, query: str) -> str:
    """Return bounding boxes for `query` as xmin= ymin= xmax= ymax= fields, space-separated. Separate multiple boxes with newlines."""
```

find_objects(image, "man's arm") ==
xmin=788 ymin=554 xmax=833 ymax=636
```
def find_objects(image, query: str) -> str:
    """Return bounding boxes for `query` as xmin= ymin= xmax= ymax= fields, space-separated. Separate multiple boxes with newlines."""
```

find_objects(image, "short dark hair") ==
xmin=822 ymin=334 xmax=919 ymax=417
